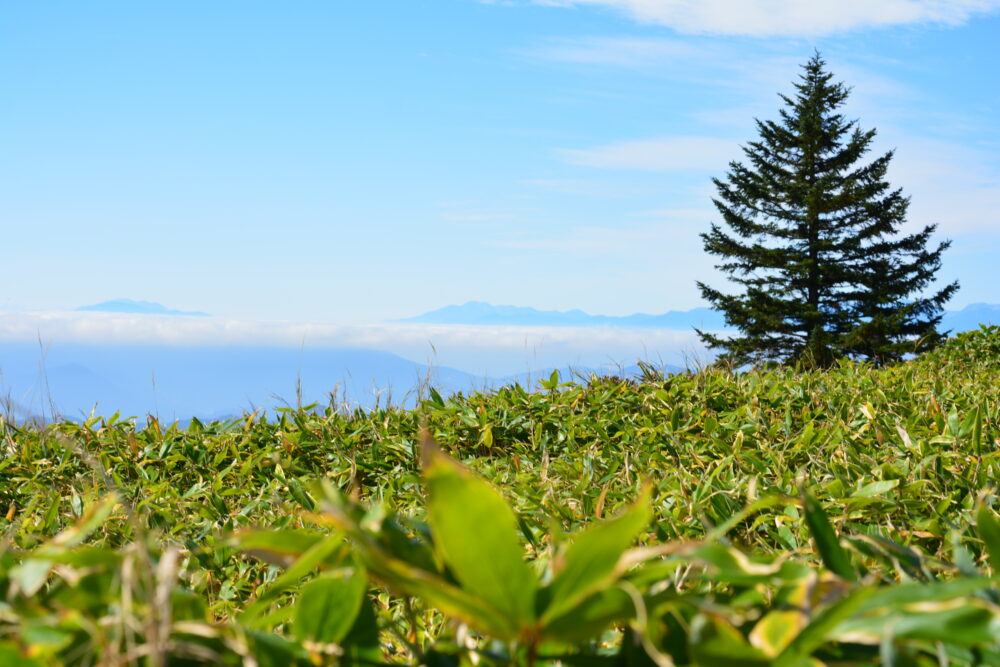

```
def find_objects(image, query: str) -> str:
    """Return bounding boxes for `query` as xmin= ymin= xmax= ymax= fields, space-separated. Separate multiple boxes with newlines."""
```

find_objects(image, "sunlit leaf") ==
xmin=689 ymin=613 xmax=774 ymax=666
xmin=976 ymin=506 xmax=1000 ymax=571
xmin=421 ymin=433 xmax=537 ymax=633
xmin=541 ymin=485 xmax=650 ymax=624
xmin=802 ymin=494 xmax=856 ymax=582
xmin=293 ymin=565 xmax=367 ymax=645
xmin=775 ymin=587 xmax=875 ymax=666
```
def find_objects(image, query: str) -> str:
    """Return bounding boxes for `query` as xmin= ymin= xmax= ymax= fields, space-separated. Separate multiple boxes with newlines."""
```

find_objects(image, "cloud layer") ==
xmin=539 ymin=0 xmax=1000 ymax=36
xmin=0 ymin=311 xmax=708 ymax=377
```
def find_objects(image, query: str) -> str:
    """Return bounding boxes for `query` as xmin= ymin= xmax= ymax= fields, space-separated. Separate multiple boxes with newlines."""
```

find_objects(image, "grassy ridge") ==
xmin=1 ymin=326 xmax=998 ymax=664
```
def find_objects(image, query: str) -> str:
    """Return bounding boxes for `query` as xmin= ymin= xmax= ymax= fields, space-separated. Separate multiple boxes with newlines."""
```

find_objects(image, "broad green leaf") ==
xmin=372 ymin=515 xmax=439 ymax=573
xmin=48 ymin=493 xmax=119 ymax=548
xmin=704 ymin=494 xmax=791 ymax=541
xmin=972 ymin=404 xmax=984 ymax=458
xmin=689 ymin=613 xmax=774 ymax=667
xmin=749 ymin=609 xmax=804 ymax=658
xmin=9 ymin=559 xmax=53 ymax=597
xmin=622 ymin=558 xmax=687 ymax=589
xmin=287 ymin=478 xmax=316 ymax=511
xmin=693 ymin=543 xmax=810 ymax=584
xmin=241 ymin=533 xmax=347 ymax=625
xmin=421 ymin=434 xmax=537 ymax=632
xmin=293 ymin=566 xmax=367 ymax=645
xmin=341 ymin=594 xmax=382 ymax=664
xmin=20 ymin=623 xmax=74 ymax=655
xmin=33 ymin=546 xmax=122 ymax=568
xmin=896 ymin=603 xmax=1000 ymax=644
xmin=774 ymin=586 xmax=875 ymax=666
xmin=802 ymin=494 xmax=856 ymax=582
xmin=0 ymin=642 xmax=44 ymax=667
xmin=749 ymin=578 xmax=811 ymax=656
xmin=852 ymin=480 xmax=899 ymax=498
xmin=246 ymin=630 xmax=309 ymax=667
xmin=846 ymin=534 xmax=927 ymax=581
xmin=836 ymin=600 xmax=1000 ymax=646
xmin=362 ymin=546 xmax=523 ymax=639
xmin=541 ymin=486 xmax=650 ymax=624
xmin=318 ymin=478 xmax=526 ymax=638
xmin=976 ymin=506 xmax=1000 ymax=571
xmin=541 ymin=586 xmax=638 ymax=643
xmin=427 ymin=386 xmax=445 ymax=407
xmin=858 ymin=578 xmax=998 ymax=612
xmin=231 ymin=529 xmax=326 ymax=568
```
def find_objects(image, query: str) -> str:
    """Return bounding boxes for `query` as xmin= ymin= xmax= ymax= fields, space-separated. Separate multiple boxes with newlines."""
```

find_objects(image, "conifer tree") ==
xmin=697 ymin=53 xmax=957 ymax=366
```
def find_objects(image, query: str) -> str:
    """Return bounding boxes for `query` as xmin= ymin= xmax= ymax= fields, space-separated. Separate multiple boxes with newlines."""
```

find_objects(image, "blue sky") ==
xmin=2 ymin=0 xmax=998 ymax=324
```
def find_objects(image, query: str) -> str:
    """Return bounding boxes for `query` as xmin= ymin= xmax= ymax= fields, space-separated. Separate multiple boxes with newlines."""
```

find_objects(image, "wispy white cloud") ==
xmin=558 ymin=136 xmax=740 ymax=171
xmin=531 ymin=36 xmax=922 ymax=106
xmin=536 ymin=0 xmax=1000 ymax=37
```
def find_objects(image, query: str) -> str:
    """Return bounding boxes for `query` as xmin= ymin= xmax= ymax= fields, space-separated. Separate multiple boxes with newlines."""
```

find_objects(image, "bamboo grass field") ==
xmin=1 ymin=326 xmax=998 ymax=664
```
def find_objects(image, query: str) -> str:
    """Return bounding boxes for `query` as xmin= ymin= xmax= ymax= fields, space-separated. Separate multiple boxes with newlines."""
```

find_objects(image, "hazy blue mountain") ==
xmin=399 ymin=301 xmax=728 ymax=329
xmin=76 ymin=299 xmax=209 ymax=316
xmin=0 ymin=343 xmax=478 ymax=422
xmin=941 ymin=303 xmax=1000 ymax=332
xmin=0 ymin=344 xmax=679 ymax=424
xmin=403 ymin=301 xmax=999 ymax=333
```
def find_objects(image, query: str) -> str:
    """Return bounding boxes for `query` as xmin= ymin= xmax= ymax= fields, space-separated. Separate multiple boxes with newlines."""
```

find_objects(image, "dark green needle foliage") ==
xmin=697 ymin=53 xmax=958 ymax=367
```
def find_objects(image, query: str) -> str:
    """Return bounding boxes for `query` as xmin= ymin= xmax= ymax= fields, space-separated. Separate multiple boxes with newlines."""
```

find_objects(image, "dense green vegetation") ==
xmin=1 ymin=326 xmax=999 ymax=665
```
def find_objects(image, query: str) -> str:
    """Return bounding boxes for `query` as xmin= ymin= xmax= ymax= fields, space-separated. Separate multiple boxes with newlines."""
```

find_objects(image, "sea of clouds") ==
xmin=0 ymin=310 xmax=709 ymax=378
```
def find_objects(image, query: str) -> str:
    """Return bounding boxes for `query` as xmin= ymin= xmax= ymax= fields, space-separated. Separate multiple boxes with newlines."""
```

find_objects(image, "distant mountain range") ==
xmin=0 ymin=343 xmax=476 ymax=423
xmin=399 ymin=301 xmax=728 ymax=329
xmin=76 ymin=299 xmax=209 ymax=317
xmin=72 ymin=299 xmax=998 ymax=331
xmin=941 ymin=303 xmax=1000 ymax=332
xmin=401 ymin=301 xmax=1000 ymax=332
